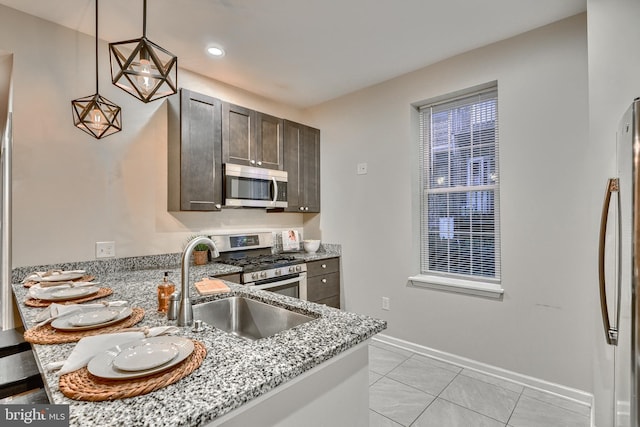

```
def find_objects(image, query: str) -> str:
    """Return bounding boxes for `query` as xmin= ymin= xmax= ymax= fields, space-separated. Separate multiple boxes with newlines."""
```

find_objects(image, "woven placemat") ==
xmin=23 ymin=307 xmax=145 ymax=344
xmin=23 ymin=275 xmax=96 ymax=288
xmin=24 ymin=287 xmax=113 ymax=308
xmin=59 ymin=340 xmax=206 ymax=401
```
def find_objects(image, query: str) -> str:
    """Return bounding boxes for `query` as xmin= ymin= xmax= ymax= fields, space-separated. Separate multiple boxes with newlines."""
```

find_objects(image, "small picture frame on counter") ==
xmin=282 ymin=230 xmax=300 ymax=252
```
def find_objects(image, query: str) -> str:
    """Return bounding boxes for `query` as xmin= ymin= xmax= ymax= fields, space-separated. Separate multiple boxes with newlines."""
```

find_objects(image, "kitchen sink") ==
xmin=192 ymin=296 xmax=316 ymax=340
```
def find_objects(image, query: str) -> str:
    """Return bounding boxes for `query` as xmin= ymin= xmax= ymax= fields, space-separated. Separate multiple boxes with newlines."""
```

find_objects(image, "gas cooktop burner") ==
xmin=220 ymin=254 xmax=304 ymax=273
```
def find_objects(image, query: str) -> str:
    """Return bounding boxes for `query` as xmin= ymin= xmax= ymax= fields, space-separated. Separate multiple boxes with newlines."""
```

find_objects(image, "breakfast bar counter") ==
xmin=11 ymin=255 xmax=385 ymax=426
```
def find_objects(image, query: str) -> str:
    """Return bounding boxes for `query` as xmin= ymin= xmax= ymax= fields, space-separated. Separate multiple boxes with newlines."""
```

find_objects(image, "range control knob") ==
xmin=288 ymin=266 xmax=295 ymax=273
xmin=275 ymin=269 xmax=281 ymax=276
xmin=295 ymin=265 xmax=302 ymax=272
xmin=260 ymin=271 xmax=267 ymax=279
xmin=251 ymin=273 xmax=258 ymax=281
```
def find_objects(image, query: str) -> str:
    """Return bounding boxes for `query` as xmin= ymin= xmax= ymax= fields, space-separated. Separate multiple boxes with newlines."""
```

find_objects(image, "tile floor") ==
xmin=369 ymin=341 xmax=591 ymax=427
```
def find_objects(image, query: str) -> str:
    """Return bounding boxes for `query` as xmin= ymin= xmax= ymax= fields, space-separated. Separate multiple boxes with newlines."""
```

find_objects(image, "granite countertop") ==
xmin=11 ymin=248 xmax=385 ymax=427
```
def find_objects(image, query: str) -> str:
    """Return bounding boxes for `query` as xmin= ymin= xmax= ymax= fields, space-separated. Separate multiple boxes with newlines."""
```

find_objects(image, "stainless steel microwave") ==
xmin=223 ymin=164 xmax=288 ymax=208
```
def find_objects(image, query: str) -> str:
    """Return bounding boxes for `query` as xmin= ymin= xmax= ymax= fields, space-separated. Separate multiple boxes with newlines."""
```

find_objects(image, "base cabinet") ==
xmin=306 ymin=258 xmax=340 ymax=309
xmin=208 ymin=341 xmax=369 ymax=427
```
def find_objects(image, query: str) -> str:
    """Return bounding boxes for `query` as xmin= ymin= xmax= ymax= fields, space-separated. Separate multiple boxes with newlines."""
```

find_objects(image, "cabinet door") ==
xmin=173 ymin=89 xmax=222 ymax=211
xmin=283 ymin=121 xmax=320 ymax=212
xmin=222 ymin=102 xmax=255 ymax=167
xmin=256 ymin=112 xmax=284 ymax=170
xmin=307 ymin=272 xmax=340 ymax=301
xmin=301 ymin=126 xmax=320 ymax=212
xmin=283 ymin=120 xmax=304 ymax=212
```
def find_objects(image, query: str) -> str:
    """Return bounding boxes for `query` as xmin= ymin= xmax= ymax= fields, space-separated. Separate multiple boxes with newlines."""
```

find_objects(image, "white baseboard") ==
xmin=373 ymin=333 xmax=594 ymax=408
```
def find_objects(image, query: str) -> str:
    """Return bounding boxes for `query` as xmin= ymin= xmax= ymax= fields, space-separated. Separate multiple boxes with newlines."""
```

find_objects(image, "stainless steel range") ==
xmin=211 ymin=232 xmax=307 ymax=300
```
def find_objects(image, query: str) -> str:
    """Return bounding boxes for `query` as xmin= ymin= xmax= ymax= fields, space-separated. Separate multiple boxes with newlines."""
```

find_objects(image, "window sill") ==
xmin=407 ymin=274 xmax=504 ymax=299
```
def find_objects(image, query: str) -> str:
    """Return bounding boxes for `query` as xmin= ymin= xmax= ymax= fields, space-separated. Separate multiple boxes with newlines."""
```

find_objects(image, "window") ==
xmin=412 ymin=84 xmax=502 ymax=296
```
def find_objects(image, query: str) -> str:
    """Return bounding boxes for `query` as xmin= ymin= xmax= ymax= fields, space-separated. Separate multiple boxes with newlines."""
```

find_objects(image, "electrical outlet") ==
xmin=382 ymin=297 xmax=390 ymax=311
xmin=96 ymin=241 xmax=115 ymax=258
xmin=357 ymin=162 xmax=368 ymax=175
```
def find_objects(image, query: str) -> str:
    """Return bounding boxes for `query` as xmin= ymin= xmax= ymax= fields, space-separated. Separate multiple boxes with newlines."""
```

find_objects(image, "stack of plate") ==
xmin=51 ymin=307 xmax=133 ymax=331
xmin=32 ymin=271 xmax=86 ymax=283
xmin=87 ymin=336 xmax=195 ymax=380
xmin=35 ymin=286 xmax=100 ymax=302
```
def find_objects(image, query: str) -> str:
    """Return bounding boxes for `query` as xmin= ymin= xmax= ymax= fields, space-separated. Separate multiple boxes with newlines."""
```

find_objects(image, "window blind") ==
xmin=419 ymin=86 xmax=501 ymax=281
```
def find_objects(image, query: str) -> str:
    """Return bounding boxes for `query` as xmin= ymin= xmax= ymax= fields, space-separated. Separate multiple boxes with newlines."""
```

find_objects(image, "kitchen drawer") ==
xmin=215 ymin=273 xmax=241 ymax=283
xmin=307 ymin=272 xmax=339 ymax=301
xmin=315 ymin=295 xmax=340 ymax=309
xmin=306 ymin=257 xmax=339 ymax=276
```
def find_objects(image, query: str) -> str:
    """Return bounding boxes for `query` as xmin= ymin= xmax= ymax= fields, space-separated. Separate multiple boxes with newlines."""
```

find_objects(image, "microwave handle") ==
xmin=272 ymin=177 xmax=278 ymax=205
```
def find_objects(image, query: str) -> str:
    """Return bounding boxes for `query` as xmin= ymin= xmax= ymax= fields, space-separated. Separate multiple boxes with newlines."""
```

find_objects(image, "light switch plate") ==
xmin=357 ymin=162 xmax=368 ymax=175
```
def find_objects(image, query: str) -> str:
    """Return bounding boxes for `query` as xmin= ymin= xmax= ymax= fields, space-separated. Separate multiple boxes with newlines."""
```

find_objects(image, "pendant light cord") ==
xmin=95 ymin=0 xmax=99 ymax=94
xmin=143 ymin=0 xmax=147 ymax=37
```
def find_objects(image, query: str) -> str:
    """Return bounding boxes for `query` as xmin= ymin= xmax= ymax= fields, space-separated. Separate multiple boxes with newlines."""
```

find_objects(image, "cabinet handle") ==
xmin=299 ymin=207 xmax=304 ymax=211
xmin=250 ymin=160 xmax=256 ymax=165
xmin=257 ymin=161 xmax=262 ymax=166
xmin=305 ymin=207 xmax=309 ymax=211
xmin=215 ymin=204 xmax=221 ymax=209
xmin=321 ymin=264 xmax=326 ymax=269
xmin=321 ymin=278 xmax=327 ymax=284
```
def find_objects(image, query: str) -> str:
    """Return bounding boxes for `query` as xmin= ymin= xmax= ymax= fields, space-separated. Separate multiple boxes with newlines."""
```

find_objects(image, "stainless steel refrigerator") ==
xmin=599 ymin=97 xmax=640 ymax=427
xmin=0 ymin=53 xmax=12 ymax=331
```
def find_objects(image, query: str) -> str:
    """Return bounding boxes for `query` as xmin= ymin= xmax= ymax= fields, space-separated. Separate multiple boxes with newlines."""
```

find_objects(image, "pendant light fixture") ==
xmin=71 ymin=0 xmax=122 ymax=139
xmin=109 ymin=0 xmax=177 ymax=103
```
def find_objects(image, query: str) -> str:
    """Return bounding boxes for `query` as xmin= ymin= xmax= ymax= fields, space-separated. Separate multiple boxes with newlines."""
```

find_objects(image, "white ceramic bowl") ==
xmin=303 ymin=240 xmax=321 ymax=253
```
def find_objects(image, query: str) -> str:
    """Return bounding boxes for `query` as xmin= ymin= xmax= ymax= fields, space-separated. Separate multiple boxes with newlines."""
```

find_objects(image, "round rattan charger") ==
xmin=24 ymin=287 xmax=113 ymax=308
xmin=59 ymin=340 xmax=207 ymax=401
xmin=23 ymin=307 xmax=145 ymax=344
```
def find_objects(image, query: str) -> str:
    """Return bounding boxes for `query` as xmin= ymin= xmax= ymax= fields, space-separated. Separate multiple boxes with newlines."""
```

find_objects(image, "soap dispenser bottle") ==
xmin=157 ymin=271 xmax=176 ymax=313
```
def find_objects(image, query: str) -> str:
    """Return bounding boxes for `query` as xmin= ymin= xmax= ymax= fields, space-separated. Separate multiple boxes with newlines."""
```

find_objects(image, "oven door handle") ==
xmin=251 ymin=276 xmax=301 ymax=290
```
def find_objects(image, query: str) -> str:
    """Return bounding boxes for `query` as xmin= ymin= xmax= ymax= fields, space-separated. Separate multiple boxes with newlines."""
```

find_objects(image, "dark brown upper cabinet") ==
xmin=168 ymin=88 xmax=223 ymax=211
xmin=283 ymin=120 xmax=320 ymax=213
xmin=222 ymin=102 xmax=284 ymax=170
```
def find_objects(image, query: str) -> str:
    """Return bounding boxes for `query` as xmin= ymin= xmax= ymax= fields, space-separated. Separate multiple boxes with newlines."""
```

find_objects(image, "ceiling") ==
xmin=0 ymin=0 xmax=586 ymax=108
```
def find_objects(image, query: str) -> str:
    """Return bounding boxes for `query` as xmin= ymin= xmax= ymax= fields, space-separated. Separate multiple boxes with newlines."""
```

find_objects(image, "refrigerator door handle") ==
xmin=599 ymin=177 xmax=620 ymax=346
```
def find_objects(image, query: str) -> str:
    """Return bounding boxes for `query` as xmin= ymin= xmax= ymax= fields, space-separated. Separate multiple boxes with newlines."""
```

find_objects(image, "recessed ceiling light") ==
xmin=207 ymin=46 xmax=225 ymax=57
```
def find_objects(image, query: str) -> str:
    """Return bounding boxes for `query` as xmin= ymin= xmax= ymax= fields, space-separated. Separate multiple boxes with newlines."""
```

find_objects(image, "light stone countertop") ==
xmin=11 ymin=247 xmax=384 ymax=427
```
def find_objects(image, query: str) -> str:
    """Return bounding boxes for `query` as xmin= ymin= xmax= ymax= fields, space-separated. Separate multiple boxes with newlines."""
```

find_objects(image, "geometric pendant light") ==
xmin=109 ymin=0 xmax=178 ymax=103
xmin=71 ymin=0 xmax=122 ymax=139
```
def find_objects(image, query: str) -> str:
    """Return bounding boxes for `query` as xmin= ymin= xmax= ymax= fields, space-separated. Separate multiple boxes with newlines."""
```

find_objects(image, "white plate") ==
xmin=34 ymin=272 xmax=85 ymax=282
xmin=87 ymin=336 xmax=195 ymax=380
xmin=67 ymin=308 xmax=120 ymax=327
xmin=113 ymin=342 xmax=179 ymax=371
xmin=51 ymin=307 xmax=132 ymax=331
xmin=39 ymin=286 xmax=99 ymax=301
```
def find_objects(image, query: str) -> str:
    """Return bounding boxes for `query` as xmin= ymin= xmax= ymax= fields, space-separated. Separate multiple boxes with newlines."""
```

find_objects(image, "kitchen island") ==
xmin=11 ymin=251 xmax=385 ymax=426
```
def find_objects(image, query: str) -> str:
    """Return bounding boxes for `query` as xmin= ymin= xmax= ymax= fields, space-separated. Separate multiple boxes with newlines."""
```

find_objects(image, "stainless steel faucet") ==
xmin=178 ymin=236 xmax=219 ymax=326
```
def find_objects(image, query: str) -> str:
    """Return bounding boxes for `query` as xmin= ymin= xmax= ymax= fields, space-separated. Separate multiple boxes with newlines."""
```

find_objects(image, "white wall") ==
xmin=0 ymin=5 xmax=307 ymax=267
xmin=306 ymin=14 xmax=592 ymax=392
xmin=587 ymin=0 xmax=640 ymax=424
